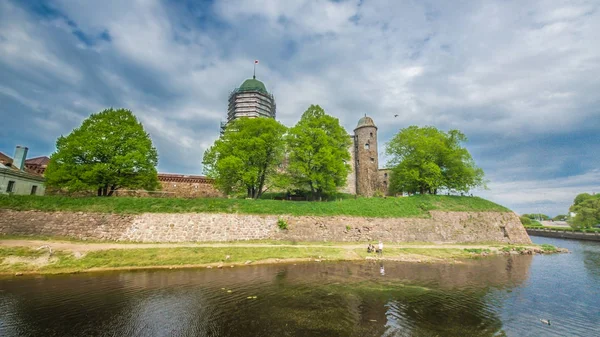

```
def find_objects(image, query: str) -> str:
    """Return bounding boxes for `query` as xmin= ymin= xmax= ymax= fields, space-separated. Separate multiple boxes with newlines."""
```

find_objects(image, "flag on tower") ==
xmin=255 ymin=60 xmax=259 ymax=64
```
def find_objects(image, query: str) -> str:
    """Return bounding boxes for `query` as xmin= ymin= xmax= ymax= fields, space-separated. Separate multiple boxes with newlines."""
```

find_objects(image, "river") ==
xmin=1 ymin=237 xmax=599 ymax=336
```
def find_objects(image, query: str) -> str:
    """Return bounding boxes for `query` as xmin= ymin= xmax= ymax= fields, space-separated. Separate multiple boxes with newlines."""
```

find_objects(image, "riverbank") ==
xmin=526 ymin=227 xmax=600 ymax=241
xmin=0 ymin=239 xmax=564 ymax=276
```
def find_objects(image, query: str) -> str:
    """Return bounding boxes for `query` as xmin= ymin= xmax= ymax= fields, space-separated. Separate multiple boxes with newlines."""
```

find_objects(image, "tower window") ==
xmin=384 ymin=181 xmax=387 ymax=186
xmin=370 ymin=132 xmax=373 ymax=137
xmin=370 ymin=157 xmax=375 ymax=163
xmin=384 ymin=173 xmax=388 ymax=178
xmin=364 ymin=143 xmax=369 ymax=150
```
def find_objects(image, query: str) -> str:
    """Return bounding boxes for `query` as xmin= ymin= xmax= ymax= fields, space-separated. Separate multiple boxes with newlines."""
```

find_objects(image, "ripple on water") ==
xmin=1 ymin=244 xmax=599 ymax=337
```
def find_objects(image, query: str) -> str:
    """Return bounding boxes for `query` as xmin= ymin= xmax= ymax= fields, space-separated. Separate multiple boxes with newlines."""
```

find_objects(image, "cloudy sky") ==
xmin=1 ymin=0 xmax=599 ymax=215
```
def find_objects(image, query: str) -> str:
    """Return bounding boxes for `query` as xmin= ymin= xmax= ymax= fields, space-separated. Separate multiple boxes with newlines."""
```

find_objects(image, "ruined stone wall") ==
xmin=0 ymin=210 xmax=531 ymax=244
xmin=354 ymin=125 xmax=379 ymax=196
xmin=377 ymin=169 xmax=392 ymax=196
xmin=157 ymin=181 xmax=223 ymax=198
xmin=339 ymin=136 xmax=357 ymax=195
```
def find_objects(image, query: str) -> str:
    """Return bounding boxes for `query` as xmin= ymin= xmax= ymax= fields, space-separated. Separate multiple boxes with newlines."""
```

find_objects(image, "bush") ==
xmin=277 ymin=218 xmax=288 ymax=230
xmin=541 ymin=244 xmax=557 ymax=252
xmin=520 ymin=216 xmax=532 ymax=225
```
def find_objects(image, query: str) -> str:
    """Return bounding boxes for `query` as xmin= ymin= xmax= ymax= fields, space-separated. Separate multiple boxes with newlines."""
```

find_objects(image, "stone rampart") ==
xmin=526 ymin=228 xmax=600 ymax=242
xmin=0 ymin=210 xmax=531 ymax=244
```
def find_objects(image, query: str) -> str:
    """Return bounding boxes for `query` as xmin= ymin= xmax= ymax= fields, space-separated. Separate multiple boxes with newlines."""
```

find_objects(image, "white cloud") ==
xmin=1 ymin=0 xmax=599 ymax=214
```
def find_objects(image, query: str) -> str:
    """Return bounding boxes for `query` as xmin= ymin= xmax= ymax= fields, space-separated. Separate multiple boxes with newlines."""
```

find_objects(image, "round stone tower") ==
xmin=354 ymin=116 xmax=379 ymax=196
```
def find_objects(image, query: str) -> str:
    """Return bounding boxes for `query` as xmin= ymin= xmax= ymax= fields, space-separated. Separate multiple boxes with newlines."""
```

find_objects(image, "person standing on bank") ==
xmin=378 ymin=241 xmax=383 ymax=257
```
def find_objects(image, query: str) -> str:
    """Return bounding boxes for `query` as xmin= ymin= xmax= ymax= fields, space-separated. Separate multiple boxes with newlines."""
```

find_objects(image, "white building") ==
xmin=0 ymin=146 xmax=45 ymax=195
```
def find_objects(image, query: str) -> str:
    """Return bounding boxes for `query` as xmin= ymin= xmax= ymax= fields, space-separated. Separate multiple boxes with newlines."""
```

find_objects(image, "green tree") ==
xmin=286 ymin=105 xmax=352 ymax=200
xmin=569 ymin=193 xmax=600 ymax=229
xmin=203 ymin=117 xmax=287 ymax=199
xmin=552 ymin=214 xmax=568 ymax=221
xmin=45 ymin=108 xmax=159 ymax=196
xmin=386 ymin=126 xmax=485 ymax=194
xmin=522 ymin=213 xmax=550 ymax=221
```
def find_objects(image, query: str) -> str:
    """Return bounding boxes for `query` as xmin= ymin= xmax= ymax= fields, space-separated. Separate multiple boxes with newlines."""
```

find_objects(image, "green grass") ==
xmin=540 ymin=244 xmax=557 ymax=252
xmin=463 ymin=248 xmax=492 ymax=254
xmin=0 ymin=194 xmax=510 ymax=218
xmin=0 ymin=246 xmax=348 ymax=273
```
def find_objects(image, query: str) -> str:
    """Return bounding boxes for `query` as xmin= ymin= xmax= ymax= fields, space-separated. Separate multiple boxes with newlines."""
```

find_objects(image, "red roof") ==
xmin=158 ymin=173 xmax=214 ymax=183
xmin=0 ymin=152 xmax=12 ymax=166
xmin=25 ymin=156 xmax=50 ymax=166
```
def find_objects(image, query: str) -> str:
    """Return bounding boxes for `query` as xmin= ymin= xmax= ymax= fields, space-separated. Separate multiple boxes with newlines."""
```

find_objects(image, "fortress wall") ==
xmin=0 ymin=210 xmax=531 ymax=244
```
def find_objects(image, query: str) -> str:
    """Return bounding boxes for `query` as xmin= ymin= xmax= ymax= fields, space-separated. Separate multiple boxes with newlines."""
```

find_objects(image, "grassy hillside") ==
xmin=0 ymin=194 xmax=510 ymax=218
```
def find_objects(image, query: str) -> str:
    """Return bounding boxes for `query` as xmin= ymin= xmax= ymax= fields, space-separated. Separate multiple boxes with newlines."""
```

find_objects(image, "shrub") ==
xmin=345 ymin=225 xmax=352 ymax=231
xmin=464 ymin=248 xmax=491 ymax=254
xmin=277 ymin=218 xmax=288 ymax=230
xmin=520 ymin=216 xmax=532 ymax=225
xmin=541 ymin=244 xmax=557 ymax=252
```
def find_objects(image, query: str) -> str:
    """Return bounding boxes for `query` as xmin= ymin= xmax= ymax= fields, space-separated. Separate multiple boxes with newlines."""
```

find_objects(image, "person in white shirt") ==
xmin=378 ymin=241 xmax=383 ymax=257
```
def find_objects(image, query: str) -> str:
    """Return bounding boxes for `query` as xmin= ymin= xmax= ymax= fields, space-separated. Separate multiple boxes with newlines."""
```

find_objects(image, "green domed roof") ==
xmin=356 ymin=116 xmax=376 ymax=129
xmin=238 ymin=78 xmax=268 ymax=94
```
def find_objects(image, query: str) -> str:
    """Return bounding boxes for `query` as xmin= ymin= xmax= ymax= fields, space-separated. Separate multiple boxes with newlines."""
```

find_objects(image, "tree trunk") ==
xmin=107 ymin=184 xmax=117 ymax=197
xmin=97 ymin=187 xmax=102 ymax=196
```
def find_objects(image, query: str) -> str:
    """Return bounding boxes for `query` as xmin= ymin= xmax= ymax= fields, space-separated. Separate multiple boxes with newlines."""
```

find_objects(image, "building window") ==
xmin=370 ymin=132 xmax=373 ymax=137
xmin=370 ymin=157 xmax=375 ymax=163
xmin=384 ymin=173 xmax=388 ymax=178
xmin=364 ymin=143 xmax=369 ymax=150
xmin=31 ymin=185 xmax=37 ymax=195
xmin=7 ymin=181 xmax=15 ymax=193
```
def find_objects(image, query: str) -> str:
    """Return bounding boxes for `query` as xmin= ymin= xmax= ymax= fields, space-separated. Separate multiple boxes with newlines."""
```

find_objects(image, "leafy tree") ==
xmin=569 ymin=193 xmax=600 ymax=228
xmin=45 ymin=108 xmax=159 ymax=196
xmin=203 ymin=117 xmax=287 ymax=199
xmin=286 ymin=105 xmax=352 ymax=200
xmin=386 ymin=126 xmax=485 ymax=194
xmin=552 ymin=214 xmax=568 ymax=221
xmin=522 ymin=213 xmax=550 ymax=221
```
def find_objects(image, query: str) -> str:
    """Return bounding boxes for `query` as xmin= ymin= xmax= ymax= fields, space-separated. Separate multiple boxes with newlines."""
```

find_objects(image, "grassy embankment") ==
xmin=523 ymin=224 xmax=600 ymax=233
xmin=0 ymin=194 xmax=529 ymax=275
xmin=0 ymin=194 xmax=509 ymax=217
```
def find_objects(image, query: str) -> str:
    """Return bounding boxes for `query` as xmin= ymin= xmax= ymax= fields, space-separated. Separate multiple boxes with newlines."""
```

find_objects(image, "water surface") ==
xmin=1 ymin=237 xmax=598 ymax=336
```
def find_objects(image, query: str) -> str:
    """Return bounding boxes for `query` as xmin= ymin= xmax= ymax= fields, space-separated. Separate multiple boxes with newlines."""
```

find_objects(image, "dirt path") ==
xmin=0 ymin=239 xmax=527 ymax=252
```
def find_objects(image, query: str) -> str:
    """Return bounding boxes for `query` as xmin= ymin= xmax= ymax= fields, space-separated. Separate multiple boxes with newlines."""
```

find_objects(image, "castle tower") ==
xmin=354 ymin=116 xmax=379 ymax=196
xmin=221 ymin=76 xmax=276 ymax=133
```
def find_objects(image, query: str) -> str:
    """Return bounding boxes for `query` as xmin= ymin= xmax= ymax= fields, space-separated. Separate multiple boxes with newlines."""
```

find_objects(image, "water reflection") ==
xmin=0 ymin=256 xmax=534 ymax=337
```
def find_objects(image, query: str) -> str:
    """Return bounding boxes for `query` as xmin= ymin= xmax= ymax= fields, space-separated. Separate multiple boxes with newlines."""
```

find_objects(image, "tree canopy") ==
xmin=522 ymin=213 xmax=550 ymax=221
xmin=286 ymin=105 xmax=352 ymax=200
xmin=202 ymin=117 xmax=287 ymax=199
xmin=569 ymin=193 xmax=600 ymax=228
xmin=45 ymin=108 xmax=159 ymax=196
xmin=385 ymin=126 xmax=485 ymax=194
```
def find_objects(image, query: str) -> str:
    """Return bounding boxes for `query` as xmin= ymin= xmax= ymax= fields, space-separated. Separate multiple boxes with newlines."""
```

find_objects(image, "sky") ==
xmin=0 ymin=0 xmax=599 ymax=216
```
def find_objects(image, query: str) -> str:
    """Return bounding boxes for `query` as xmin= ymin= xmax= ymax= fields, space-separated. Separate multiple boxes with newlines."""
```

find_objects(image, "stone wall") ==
xmin=339 ymin=138 xmax=356 ymax=195
xmin=354 ymin=124 xmax=379 ymax=197
xmin=526 ymin=228 xmax=600 ymax=242
xmin=0 ymin=210 xmax=531 ymax=244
